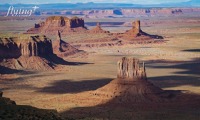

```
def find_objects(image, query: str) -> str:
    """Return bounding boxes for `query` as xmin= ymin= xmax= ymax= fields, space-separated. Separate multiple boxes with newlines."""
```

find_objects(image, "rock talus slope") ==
xmin=0 ymin=35 xmax=57 ymax=70
xmin=93 ymin=57 xmax=165 ymax=104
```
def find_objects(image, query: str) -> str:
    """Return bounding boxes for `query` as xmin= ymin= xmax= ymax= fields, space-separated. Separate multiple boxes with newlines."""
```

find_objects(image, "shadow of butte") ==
xmin=37 ymin=78 xmax=113 ymax=94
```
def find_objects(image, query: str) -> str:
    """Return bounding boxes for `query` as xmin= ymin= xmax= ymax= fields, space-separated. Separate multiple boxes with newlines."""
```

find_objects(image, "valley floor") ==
xmin=0 ymin=16 xmax=200 ymax=119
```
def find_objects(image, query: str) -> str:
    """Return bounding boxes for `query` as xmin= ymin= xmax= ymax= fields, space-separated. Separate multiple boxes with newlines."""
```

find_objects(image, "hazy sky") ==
xmin=0 ymin=0 xmax=194 ymax=4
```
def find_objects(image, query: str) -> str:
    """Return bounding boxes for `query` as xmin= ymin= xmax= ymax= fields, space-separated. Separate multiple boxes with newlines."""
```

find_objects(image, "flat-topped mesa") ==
xmin=0 ymin=35 xmax=53 ymax=59
xmin=26 ymin=16 xmax=86 ymax=34
xmin=44 ymin=16 xmax=85 ymax=28
xmin=19 ymin=36 xmax=53 ymax=57
xmin=117 ymin=57 xmax=147 ymax=81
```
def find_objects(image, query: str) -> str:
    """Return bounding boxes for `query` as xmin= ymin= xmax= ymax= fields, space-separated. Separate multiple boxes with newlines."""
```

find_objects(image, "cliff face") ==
xmin=27 ymin=16 xmax=86 ymax=34
xmin=124 ymin=20 xmax=141 ymax=37
xmin=117 ymin=57 xmax=146 ymax=81
xmin=0 ymin=38 xmax=21 ymax=59
xmin=0 ymin=35 xmax=53 ymax=59
xmin=0 ymin=35 xmax=58 ymax=70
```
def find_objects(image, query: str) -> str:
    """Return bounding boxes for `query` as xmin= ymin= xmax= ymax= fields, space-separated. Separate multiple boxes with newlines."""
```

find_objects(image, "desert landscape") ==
xmin=0 ymin=1 xmax=200 ymax=120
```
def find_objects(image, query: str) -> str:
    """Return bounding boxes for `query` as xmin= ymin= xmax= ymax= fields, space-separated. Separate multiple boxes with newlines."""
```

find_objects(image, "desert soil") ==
xmin=0 ymin=16 xmax=200 ymax=119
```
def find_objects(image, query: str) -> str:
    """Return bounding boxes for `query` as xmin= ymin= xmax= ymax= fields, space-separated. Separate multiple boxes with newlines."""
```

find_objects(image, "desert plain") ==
xmin=0 ymin=12 xmax=200 ymax=120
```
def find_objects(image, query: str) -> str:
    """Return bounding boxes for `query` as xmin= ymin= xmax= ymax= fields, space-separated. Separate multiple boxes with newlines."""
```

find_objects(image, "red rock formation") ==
xmin=117 ymin=57 xmax=146 ymax=80
xmin=26 ymin=16 xmax=87 ymax=35
xmin=0 ymin=38 xmax=21 ymax=59
xmin=0 ymin=35 xmax=58 ymax=70
xmin=53 ymin=31 xmax=87 ymax=57
xmin=0 ymin=35 xmax=53 ymax=59
xmin=124 ymin=20 xmax=141 ymax=37
xmin=92 ymin=57 xmax=165 ymax=103
xmin=89 ymin=22 xmax=110 ymax=33
xmin=122 ymin=20 xmax=163 ymax=40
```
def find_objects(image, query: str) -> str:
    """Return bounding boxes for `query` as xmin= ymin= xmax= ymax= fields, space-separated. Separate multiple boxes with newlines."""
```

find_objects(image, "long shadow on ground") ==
xmin=182 ymin=49 xmax=200 ymax=53
xmin=146 ymin=58 xmax=200 ymax=88
xmin=59 ymin=58 xmax=200 ymax=119
xmin=38 ymin=78 xmax=113 ymax=94
xmin=146 ymin=58 xmax=200 ymax=76
xmin=149 ymin=75 xmax=200 ymax=88
xmin=60 ymin=86 xmax=200 ymax=120
xmin=0 ymin=65 xmax=37 ymax=75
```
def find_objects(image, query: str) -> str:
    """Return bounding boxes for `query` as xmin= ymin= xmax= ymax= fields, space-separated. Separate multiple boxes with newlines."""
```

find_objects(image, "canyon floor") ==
xmin=0 ymin=16 xmax=200 ymax=119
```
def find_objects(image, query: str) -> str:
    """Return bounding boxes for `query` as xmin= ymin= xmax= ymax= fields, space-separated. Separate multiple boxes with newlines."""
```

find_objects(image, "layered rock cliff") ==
xmin=27 ymin=16 xmax=87 ymax=34
xmin=117 ymin=57 xmax=146 ymax=80
xmin=0 ymin=35 xmax=59 ymax=70
xmin=0 ymin=38 xmax=21 ymax=59
xmin=0 ymin=35 xmax=53 ymax=59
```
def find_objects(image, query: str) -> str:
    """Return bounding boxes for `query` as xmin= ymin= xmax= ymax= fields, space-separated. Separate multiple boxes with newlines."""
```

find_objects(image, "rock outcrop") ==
xmin=123 ymin=20 xmax=163 ymax=40
xmin=0 ymin=38 xmax=21 ymax=59
xmin=89 ymin=22 xmax=110 ymax=33
xmin=0 ymin=91 xmax=63 ymax=120
xmin=27 ymin=16 xmax=87 ymax=35
xmin=0 ymin=35 xmax=62 ymax=70
xmin=93 ymin=57 xmax=165 ymax=104
xmin=124 ymin=20 xmax=141 ymax=37
xmin=53 ymin=31 xmax=87 ymax=57
xmin=0 ymin=91 xmax=16 ymax=105
xmin=117 ymin=57 xmax=146 ymax=80
xmin=0 ymin=35 xmax=53 ymax=59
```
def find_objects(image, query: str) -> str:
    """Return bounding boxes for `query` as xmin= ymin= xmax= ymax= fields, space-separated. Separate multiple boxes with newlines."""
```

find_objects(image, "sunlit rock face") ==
xmin=26 ymin=16 xmax=86 ymax=34
xmin=0 ymin=35 xmax=53 ymax=59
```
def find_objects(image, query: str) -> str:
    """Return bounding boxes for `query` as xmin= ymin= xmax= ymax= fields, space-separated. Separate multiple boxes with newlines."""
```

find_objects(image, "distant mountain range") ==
xmin=0 ymin=0 xmax=199 ymax=11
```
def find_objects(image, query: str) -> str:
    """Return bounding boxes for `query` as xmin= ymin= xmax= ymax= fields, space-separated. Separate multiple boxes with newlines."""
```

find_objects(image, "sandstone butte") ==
xmin=122 ymin=20 xmax=163 ymax=40
xmin=0 ymin=35 xmax=53 ymax=58
xmin=27 ymin=16 xmax=87 ymax=34
xmin=53 ymin=30 xmax=87 ymax=57
xmin=0 ymin=35 xmax=61 ymax=70
xmin=92 ymin=57 xmax=168 ymax=104
xmin=89 ymin=22 xmax=110 ymax=33
xmin=26 ymin=16 xmax=163 ymax=41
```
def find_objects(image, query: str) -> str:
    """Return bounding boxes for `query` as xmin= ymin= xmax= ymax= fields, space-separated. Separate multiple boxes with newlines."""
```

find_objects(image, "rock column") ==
xmin=117 ymin=57 xmax=147 ymax=80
